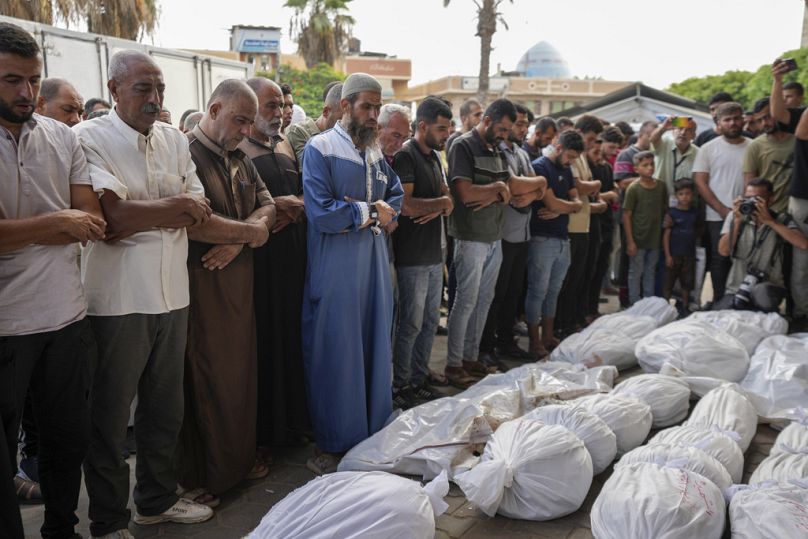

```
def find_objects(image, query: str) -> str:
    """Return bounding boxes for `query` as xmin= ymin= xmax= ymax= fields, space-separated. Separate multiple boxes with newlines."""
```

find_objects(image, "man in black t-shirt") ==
xmin=771 ymin=59 xmax=808 ymax=328
xmin=391 ymin=98 xmax=454 ymax=407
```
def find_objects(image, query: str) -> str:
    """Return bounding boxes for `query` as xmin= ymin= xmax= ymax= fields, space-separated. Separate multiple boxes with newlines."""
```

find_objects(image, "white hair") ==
xmin=108 ymin=50 xmax=158 ymax=82
xmin=378 ymin=103 xmax=411 ymax=127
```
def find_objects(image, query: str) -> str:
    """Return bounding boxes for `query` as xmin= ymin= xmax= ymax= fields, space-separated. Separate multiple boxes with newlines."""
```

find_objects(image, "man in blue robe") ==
xmin=301 ymin=73 xmax=404 ymax=474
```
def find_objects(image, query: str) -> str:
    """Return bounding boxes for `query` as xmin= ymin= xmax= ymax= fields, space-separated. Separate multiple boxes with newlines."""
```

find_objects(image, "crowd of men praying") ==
xmin=2 ymin=19 xmax=808 ymax=539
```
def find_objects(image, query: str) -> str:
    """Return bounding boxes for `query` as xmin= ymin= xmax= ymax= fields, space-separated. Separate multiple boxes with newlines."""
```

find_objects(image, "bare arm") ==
xmin=650 ymin=118 xmax=672 ymax=146
xmin=99 ymin=190 xmax=211 ymax=236
xmin=400 ymin=183 xmax=452 ymax=217
xmin=0 ymin=184 xmax=107 ymax=253
xmin=797 ymin=107 xmax=808 ymax=140
xmin=623 ymin=210 xmax=637 ymax=256
xmin=453 ymin=178 xmax=508 ymax=204
xmin=663 ymin=227 xmax=672 ymax=262
xmin=188 ymin=205 xmax=273 ymax=247
xmin=694 ymin=171 xmax=730 ymax=219
xmin=576 ymin=178 xmax=602 ymax=196
xmin=770 ymin=60 xmax=791 ymax=125
xmin=542 ymin=187 xmax=583 ymax=214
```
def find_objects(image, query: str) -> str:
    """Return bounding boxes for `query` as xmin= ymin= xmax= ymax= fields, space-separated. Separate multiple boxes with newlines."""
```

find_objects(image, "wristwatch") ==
xmin=369 ymin=203 xmax=382 ymax=236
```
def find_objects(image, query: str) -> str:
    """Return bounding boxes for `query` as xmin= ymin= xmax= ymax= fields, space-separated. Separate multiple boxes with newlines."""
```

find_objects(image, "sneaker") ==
xmin=512 ymin=321 xmax=528 ymax=336
xmin=93 ymin=530 xmax=135 ymax=539
xmin=133 ymin=498 xmax=214 ymax=526
xmin=392 ymin=386 xmax=415 ymax=410
xmin=411 ymin=382 xmax=440 ymax=402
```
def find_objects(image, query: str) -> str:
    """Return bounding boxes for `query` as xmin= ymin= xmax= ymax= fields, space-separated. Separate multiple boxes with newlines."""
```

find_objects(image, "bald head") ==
xmin=321 ymin=82 xmax=343 ymax=130
xmin=36 ymin=77 xmax=83 ymax=126
xmin=247 ymin=77 xmax=284 ymax=139
xmin=200 ymin=79 xmax=257 ymax=151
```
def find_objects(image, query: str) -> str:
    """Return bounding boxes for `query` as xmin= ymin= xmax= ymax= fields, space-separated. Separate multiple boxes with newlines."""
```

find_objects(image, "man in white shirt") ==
xmin=75 ymin=50 xmax=215 ymax=538
xmin=693 ymin=102 xmax=751 ymax=303
xmin=0 ymin=22 xmax=106 ymax=539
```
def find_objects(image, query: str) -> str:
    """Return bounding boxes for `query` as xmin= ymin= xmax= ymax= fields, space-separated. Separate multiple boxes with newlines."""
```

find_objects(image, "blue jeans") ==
xmin=393 ymin=264 xmax=443 ymax=388
xmin=628 ymin=248 xmax=660 ymax=304
xmin=446 ymin=240 xmax=502 ymax=367
xmin=525 ymin=236 xmax=571 ymax=324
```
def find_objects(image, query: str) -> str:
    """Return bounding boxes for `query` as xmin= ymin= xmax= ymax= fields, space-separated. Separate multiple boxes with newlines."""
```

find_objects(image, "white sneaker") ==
xmin=133 ymin=498 xmax=214 ymax=525
xmin=93 ymin=530 xmax=135 ymax=539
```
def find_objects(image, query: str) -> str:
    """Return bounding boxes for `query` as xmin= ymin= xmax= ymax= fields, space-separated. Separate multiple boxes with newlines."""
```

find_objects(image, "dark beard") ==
xmin=0 ymin=97 xmax=34 ymax=124
xmin=484 ymin=127 xmax=498 ymax=145
xmin=424 ymin=131 xmax=443 ymax=151
xmin=346 ymin=116 xmax=377 ymax=148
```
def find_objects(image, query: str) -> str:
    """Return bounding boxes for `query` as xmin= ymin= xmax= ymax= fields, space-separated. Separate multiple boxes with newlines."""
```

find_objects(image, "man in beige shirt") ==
xmin=285 ymin=81 xmax=342 ymax=162
xmin=0 ymin=22 xmax=106 ymax=539
xmin=75 ymin=50 xmax=216 ymax=538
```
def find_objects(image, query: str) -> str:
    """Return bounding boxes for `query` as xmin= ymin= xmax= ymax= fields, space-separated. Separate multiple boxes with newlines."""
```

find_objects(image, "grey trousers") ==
xmin=84 ymin=309 xmax=188 ymax=537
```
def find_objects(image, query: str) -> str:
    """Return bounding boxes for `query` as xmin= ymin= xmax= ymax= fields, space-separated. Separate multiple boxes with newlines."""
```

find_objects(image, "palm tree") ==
xmin=0 ymin=0 xmax=158 ymax=41
xmin=285 ymin=0 xmax=354 ymax=69
xmin=443 ymin=0 xmax=513 ymax=104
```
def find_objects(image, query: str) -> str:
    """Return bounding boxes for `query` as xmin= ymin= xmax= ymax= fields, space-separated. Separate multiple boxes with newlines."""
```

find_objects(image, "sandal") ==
xmin=462 ymin=360 xmax=498 ymax=376
xmin=177 ymin=487 xmax=220 ymax=508
xmin=306 ymin=453 xmax=340 ymax=476
xmin=427 ymin=369 xmax=450 ymax=387
xmin=14 ymin=475 xmax=42 ymax=505
xmin=245 ymin=460 xmax=270 ymax=480
xmin=444 ymin=366 xmax=478 ymax=389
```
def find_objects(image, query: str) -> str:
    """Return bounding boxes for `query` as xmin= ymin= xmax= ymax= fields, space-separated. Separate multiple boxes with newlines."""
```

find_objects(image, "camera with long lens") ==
xmin=739 ymin=197 xmax=759 ymax=216
xmin=733 ymin=267 xmax=767 ymax=310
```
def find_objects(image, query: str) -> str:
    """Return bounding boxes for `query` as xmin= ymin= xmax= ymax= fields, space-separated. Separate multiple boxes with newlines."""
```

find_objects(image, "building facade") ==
xmin=229 ymin=25 xmax=281 ymax=72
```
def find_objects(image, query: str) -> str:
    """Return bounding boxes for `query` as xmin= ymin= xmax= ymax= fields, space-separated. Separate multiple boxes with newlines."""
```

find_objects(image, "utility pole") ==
xmin=803 ymin=0 xmax=808 ymax=48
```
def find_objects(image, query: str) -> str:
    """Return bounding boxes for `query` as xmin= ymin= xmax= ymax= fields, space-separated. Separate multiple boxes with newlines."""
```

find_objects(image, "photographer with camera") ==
xmin=716 ymin=178 xmax=808 ymax=311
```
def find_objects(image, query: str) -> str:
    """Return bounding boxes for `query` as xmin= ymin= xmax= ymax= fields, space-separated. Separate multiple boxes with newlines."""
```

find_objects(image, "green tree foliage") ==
xmin=285 ymin=0 xmax=354 ymax=69
xmin=667 ymin=48 xmax=808 ymax=109
xmin=443 ymin=0 xmax=513 ymax=105
xmin=258 ymin=62 xmax=346 ymax=118
xmin=1 ymin=0 xmax=158 ymax=40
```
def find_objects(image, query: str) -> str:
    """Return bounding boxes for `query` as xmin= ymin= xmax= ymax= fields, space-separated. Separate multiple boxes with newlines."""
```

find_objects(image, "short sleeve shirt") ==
xmin=665 ymin=206 xmax=699 ymax=256
xmin=74 ymin=107 xmax=206 ymax=316
xmin=285 ymin=117 xmax=320 ymax=163
xmin=447 ymin=129 xmax=508 ymax=243
xmin=499 ymin=141 xmax=533 ymax=244
xmin=691 ymin=136 xmax=751 ymax=221
xmin=530 ymin=156 xmax=573 ymax=239
xmin=743 ymin=134 xmax=795 ymax=213
xmin=0 ymin=114 xmax=91 ymax=335
xmin=623 ymin=179 xmax=668 ymax=249
xmin=721 ymin=211 xmax=797 ymax=293
xmin=614 ymin=145 xmax=641 ymax=181
xmin=392 ymin=140 xmax=445 ymax=266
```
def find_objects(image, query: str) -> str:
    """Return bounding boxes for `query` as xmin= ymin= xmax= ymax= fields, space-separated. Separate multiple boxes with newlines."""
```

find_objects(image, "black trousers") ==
xmin=582 ymin=220 xmax=602 ymax=317
xmin=1 ymin=318 xmax=92 ymax=539
xmin=481 ymin=239 xmax=529 ymax=351
xmin=707 ymin=220 xmax=732 ymax=302
xmin=589 ymin=224 xmax=614 ymax=315
xmin=557 ymin=232 xmax=590 ymax=331
xmin=0 ymin=416 xmax=23 ymax=539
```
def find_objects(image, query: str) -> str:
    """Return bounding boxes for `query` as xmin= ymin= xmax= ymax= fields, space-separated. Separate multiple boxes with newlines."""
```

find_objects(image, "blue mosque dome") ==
xmin=515 ymin=41 xmax=571 ymax=78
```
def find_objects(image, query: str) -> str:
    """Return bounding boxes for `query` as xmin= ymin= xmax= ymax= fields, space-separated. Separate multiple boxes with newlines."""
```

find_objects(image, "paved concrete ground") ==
xmin=22 ymin=295 xmax=778 ymax=538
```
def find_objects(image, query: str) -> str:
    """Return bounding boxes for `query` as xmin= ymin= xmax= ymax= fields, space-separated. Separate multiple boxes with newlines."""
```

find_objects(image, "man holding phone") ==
xmin=771 ymin=57 xmax=808 ymax=329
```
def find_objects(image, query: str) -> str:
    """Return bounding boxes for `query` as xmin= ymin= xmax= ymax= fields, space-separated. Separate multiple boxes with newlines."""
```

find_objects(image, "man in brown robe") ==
xmin=175 ymin=79 xmax=276 ymax=506
xmin=241 ymin=78 xmax=310 ymax=456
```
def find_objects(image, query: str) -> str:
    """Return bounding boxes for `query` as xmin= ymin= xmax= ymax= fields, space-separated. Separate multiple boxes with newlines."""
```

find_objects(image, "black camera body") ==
xmin=739 ymin=197 xmax=759 ymax=216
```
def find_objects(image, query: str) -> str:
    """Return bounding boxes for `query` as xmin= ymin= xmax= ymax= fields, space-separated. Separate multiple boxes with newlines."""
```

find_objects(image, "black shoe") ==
xmin=436 ymin=324 xmax=448 ymax=336
xmin=790 ymin=316 xmax=808 ymax=333
xmin=411 ymin=382 xmax=440 ymax=402
xmin=496 ymin=340 xmax=533 ymax=360
xmin=392 ymin=386 xmax=415 ymax=410
xmin=478 ymin=350 xmax=509 ymax=372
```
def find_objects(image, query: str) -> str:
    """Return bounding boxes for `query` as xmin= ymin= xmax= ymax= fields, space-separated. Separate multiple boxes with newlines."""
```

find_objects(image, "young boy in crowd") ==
xmin=663 ymin=178 xmax=701 ymax=314
xmin=622 ymin=151 xmax=668 ymax=304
